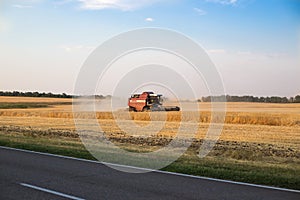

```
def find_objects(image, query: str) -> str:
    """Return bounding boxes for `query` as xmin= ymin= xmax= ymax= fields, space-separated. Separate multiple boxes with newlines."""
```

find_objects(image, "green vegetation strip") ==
xmin=0 ymin=133 xmax=299 ymax=190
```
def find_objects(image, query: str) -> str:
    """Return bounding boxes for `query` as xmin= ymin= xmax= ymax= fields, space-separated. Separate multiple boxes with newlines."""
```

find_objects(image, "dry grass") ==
xmin=1 ymin=109 xmax=299 ymax=127
xmin=0 ymin=116 xmax=299 ymax=148
xmin=201 ymin=102 xmax=300 ymax=113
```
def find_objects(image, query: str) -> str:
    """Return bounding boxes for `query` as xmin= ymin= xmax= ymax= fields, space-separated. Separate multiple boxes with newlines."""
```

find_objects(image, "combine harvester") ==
xmin=128 ymin=91 xmax=180 ymax=112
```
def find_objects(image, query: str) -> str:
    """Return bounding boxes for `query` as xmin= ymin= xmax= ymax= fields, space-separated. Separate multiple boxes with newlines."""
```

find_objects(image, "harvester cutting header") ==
xmin=128 ymin=91 xmax=180 ymax=112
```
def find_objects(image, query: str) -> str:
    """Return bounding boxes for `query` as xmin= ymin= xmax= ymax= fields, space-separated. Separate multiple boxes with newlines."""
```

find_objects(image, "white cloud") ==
xmin=77 ymin=0 xmax=163 ymax=11
xmin=145 ymin=17 xmax=154 ymax=22
xmin=207 ymin=49 xmax=226 ymax=54
xmin=193 ymin=8 xmax=207 ymax=15
xmin=205 ymin=0 xmax=238 ymax=5
xmin=59 ymin=45 xmax=95 ymax=52
xmin=53 ymin=0 xmax=73 ymax=5
xmin=12 ymin=4 xmax=33 ymax=8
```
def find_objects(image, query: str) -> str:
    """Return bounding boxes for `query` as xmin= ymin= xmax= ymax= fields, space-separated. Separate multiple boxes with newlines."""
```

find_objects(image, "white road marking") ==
xmin=1 ymin=146 xmax=299 ymax=194
xmin=20 ymin=183 xmax=85 ymax=200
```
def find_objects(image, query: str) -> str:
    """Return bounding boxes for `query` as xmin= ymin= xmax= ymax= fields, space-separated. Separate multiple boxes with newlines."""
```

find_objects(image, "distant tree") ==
xmin=201 ymin=96 xmax=211 ymax=102
xmin=281 ymin=97 xmax=288 ymax=103
xmin=294 ymin=95 xmax=300 ymax=103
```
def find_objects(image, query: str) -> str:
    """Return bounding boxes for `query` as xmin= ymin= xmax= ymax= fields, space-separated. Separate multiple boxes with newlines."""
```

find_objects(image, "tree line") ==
xmin=1 ymin=91 xmax=300 ymax=103
xmin=0 ymin=91 xmax=112 ymax=99
xmin=0 ymin=91 xmax=72 ymax=98
xmin=200 ymin=95 xmax=300 ymax=103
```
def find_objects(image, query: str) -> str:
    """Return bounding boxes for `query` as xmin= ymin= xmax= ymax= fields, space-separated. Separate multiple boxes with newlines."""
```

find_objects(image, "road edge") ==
xmin=1 ymin=145 xmax=299 ymax=194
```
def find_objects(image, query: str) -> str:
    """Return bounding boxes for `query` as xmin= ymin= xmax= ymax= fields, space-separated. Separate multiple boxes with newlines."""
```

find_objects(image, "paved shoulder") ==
xmin=0 ymin=147 xmax=299 ymax=200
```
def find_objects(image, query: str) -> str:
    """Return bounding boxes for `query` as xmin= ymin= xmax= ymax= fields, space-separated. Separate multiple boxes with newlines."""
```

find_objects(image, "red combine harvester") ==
xmin=128 ymin=91 xmax=180 ymax=112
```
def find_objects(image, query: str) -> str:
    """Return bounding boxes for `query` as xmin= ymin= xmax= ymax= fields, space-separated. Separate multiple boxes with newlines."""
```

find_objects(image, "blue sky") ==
xmin=0 ymin=0 xmax=299 ymax=97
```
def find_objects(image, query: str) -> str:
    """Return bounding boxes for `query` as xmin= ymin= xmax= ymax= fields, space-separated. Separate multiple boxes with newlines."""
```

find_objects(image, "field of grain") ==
xmin=1 ymin=97 xmax=300 ymax=126
xmin=0 ymin=96 xmax=299 ymax=189
xmin=0 ymin=97 xmax=300 ymax=145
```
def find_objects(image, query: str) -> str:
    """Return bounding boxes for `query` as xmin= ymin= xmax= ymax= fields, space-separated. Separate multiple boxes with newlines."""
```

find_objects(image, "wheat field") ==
xmin=0 ymin=97 xmax=299 ymax=147
xmin=1 ymin=97 xmax=300 ymax=127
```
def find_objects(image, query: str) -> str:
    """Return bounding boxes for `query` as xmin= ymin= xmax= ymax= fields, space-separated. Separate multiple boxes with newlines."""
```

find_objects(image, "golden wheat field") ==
xmin=0 ymin=96 xmax=300 ymax=147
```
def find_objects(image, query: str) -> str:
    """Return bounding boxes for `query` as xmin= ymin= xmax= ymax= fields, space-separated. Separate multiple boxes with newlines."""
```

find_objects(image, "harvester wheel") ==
xmin=129 ymin=107 xmax=135 ymax=112
xmin=142 ymin=107 xmax=150 ymax=112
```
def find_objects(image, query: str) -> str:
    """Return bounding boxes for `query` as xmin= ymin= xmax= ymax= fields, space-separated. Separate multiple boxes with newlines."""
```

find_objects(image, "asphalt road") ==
xmin=0 ymin=146 xmax=299 ymax=200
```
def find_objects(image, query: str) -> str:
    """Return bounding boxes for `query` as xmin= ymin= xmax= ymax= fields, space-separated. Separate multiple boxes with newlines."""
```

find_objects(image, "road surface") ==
xmin=0 ymin=146 xmax=299 ymax=200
